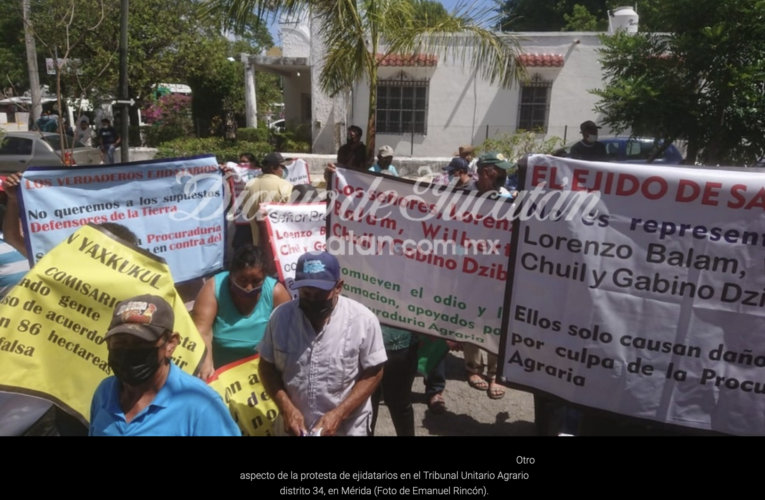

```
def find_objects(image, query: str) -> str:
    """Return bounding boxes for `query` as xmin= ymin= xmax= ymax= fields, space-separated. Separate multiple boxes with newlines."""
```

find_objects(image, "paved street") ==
xmin=373 ymin=351 xmax=537 ymax=437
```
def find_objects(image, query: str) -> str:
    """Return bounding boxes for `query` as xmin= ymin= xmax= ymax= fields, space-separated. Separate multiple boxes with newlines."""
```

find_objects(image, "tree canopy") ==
xmin=497 ymin=0 xmax=669 ymax=32
xmin=591 ymin=0 xmax=765 ymax=165
xmin=202 ymin=0 xmax=527 ymax=158
xmin=0 ymin=0 xmax=279 ymax=133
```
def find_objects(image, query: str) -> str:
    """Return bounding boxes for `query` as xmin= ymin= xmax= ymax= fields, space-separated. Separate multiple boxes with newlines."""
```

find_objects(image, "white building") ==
xmin=242 ymin=9 xmax=626 ymax=157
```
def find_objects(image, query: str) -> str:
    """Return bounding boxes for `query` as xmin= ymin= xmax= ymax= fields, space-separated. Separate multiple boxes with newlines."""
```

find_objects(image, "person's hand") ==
xmin=324 ymin=163 xmax=337 ymax=186
xmin=446 ymin=341 xmax=463 ymax=351
xmin=282 ymin=406 xmax=308 ymax=436
xmin=312 ymin=410 xmax=343 ymax=436
xmin=197 ymin=359 xmax=215 ymax=381
xmin=3 ymin=172 xmax=23 ymax=200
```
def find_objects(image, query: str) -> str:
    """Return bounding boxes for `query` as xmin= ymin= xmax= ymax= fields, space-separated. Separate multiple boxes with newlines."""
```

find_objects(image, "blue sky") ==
xmin=266 ymin=0 xmax=500 ymax=45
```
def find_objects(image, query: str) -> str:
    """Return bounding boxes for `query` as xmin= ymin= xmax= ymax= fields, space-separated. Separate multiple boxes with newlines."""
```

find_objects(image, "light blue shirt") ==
xmin=369 ymin=164 xmax=398 ymax=176
xmin=89 ymin=362 xmax=241 ymax=436
xmin=0 ymin=237 xmax=30 ymax=299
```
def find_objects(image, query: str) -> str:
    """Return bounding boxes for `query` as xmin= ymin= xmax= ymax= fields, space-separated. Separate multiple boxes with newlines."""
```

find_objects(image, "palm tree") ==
xmin=201 ymin=0 xmax=528 ymax=161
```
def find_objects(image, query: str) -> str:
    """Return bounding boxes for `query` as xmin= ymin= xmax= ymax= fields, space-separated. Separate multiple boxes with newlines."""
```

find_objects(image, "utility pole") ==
xmin=119 ymin=0 xmax=129 ymax=163
xmin=23 ymin=0 xmax=42 ymax=123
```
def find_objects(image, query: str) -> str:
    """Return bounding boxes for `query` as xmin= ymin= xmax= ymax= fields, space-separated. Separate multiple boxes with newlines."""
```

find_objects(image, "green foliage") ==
xmin=497 ymin=0 xmax=669 ymax=32
xmin=477 ymin=129 xmax=563 ymax=167
xmin=181 ymin=33 xmax=278 ymax=137
xmin=563 ymin=4 xmax=606 ymax=31
xmin=236 ymin=127 xmax=270 ymax=143
xmin=409 ymin=0 xmax=450 ymax=26
xmin=0 ymin=2 xmax=29 ymax=92
xmin=0 ymin=0 xmax=278 ymax=138
xmin=591 ymin=0 xmax=765 ymax=165
xmin=270 ymin=121 xmax=312 ymax=153
xmin=155 ymin=137 xmax=272 ymax=164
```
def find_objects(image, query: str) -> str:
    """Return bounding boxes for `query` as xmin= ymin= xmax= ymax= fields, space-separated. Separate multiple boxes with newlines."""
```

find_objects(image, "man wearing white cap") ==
xmin=368 ymin=145 xmax=398 ymax=176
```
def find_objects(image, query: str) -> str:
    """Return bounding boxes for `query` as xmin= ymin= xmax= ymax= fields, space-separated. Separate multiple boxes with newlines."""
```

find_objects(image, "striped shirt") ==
xmin=0 ymin=237 xmax=30 ymax=298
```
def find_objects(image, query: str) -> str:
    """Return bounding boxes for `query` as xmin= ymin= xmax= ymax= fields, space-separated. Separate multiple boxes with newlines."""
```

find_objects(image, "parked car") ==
xmin=555 ymin=137 xmax=685 ymax=164
xmin=269 ymin=119 xmax=286 ymax=133
xmin=0 ymin=131 xmax=101 ymax=173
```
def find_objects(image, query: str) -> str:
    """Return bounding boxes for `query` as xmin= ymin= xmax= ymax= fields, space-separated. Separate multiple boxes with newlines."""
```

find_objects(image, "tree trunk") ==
xmin=366 ymin=29 xmax=379 ymax=166
xmin=23 ymin=0 xmax=43 ymax=123
xmin=366 ymin=63 xmax=378 ymax=166
xmin=685 ymin=138 xmax=699 ymax=165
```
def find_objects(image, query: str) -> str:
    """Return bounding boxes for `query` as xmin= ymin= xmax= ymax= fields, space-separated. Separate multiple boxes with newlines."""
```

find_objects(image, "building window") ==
xmin=517 ymin=74 xmax=553 ymax=132
xmin=376 ymin=75 xmax=428 ymax=135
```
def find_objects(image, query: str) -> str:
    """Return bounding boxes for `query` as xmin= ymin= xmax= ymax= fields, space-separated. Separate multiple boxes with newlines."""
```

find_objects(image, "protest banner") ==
xmin=206 ymin=354 xmax=279 ymax=436
xmin=19 ymin=155 xmax=225 ymax=284
xmin=226 ymin=162 xmax=263 ymax=226
xmin=0 ymin=224 xmax=206 ymax=427
xmin=326 ymin=168 xmax=514 ymax=353
xmin=499 ymin=155 xmax=765 ymax=435
xmin=284 ymin=158 xmax=311 ymax=186
xmin=262 ymin=202 xmax=327 ymax=289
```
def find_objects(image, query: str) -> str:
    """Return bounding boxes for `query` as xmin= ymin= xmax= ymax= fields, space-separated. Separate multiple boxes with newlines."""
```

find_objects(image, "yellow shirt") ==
xmin=243 ymin=174 xmax=293 ymax=244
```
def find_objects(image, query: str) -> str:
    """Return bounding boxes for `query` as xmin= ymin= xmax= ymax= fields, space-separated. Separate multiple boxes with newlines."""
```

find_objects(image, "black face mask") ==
xmin=299 ymin=296 xmax=336 ymax=322
xmin=347 ymin=135 xmax=354 ymax=144
xmin=109 ymin=346 xmax=163 ymax=386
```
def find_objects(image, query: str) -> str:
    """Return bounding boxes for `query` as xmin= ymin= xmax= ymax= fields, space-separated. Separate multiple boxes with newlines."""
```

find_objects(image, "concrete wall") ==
xmin=280 ymin=10 xmax=311 ymax=59
xmin=309 ymin=15 xmax=348 ymax=155
xmin=282 ymin=152 xmax=452 ymax=184
xmin=522 ymin=33 xmax=618 ymax=143
xmin=282 ymin=72 xmax=311 ymax=125
xmin=345 ymin=33 xmax=615 ymax=157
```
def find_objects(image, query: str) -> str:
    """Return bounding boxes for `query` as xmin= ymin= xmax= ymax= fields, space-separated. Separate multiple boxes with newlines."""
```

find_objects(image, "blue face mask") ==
xmin=282 ymin=168 xmax=289 ymax=179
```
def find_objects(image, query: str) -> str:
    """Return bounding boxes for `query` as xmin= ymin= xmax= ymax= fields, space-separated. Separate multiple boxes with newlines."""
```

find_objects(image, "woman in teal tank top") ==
xmin=192 ymin=245 xmax=292 ymax=379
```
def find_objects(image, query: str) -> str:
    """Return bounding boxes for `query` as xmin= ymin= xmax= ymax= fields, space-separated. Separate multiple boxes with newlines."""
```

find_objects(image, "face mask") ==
xmin=299 ymin=296 xmax=336 ymax=321
xmin=231 ymin=279 xmax=262 ymax=299
xmin=109 ymin=346 xmax=162 ymax=386
xmin=347 ymin=136 xmax=354 ymax=144
xmin=282 ymin=168 xmax=289 ymax=179
xmin=587 ymin=134 xmax=598 ymax=142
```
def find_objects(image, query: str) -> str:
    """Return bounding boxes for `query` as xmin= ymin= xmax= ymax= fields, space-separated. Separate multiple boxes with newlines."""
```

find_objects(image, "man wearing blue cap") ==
xmin=257 ymin=251 xmax=386 ymax=436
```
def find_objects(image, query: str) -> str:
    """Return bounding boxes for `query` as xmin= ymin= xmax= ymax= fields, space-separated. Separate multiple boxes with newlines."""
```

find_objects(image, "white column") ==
xmin=243 ymin=56 xmax=258 ymax=128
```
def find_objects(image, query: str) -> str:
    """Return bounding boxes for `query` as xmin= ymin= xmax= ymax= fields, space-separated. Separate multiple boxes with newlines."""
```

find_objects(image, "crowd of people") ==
xmin=29 ymin=110 xmax=122 ymax=165
xmin=0 ymin=118 xmax=590 ymax=436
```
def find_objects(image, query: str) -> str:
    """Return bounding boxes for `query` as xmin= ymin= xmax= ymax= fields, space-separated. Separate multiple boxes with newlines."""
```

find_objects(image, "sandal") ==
xmin=468 ymin=374 xmax=489 ymax=391
xmin=488 ymin=379 xmax=506 ymax=400
xmin=428 ymin=393 xmax=446 ymax=414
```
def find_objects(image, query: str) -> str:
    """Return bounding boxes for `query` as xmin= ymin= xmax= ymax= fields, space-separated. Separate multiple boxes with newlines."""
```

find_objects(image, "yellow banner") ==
xmin=206 ymin=355 xmax=279 ymax=437
xmin=0 ymin=224 xmax=205 ymax=426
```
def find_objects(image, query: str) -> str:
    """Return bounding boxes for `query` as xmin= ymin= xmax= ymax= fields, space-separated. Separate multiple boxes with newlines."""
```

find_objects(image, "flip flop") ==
xmin=488 ymin=380 xmax=505 ymax=400
xmin=468 ymin=374 xmax=489 ymax=391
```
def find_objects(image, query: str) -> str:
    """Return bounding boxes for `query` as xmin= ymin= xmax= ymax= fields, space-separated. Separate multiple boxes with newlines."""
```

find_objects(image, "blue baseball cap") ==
xmin=444 ymin=157 xmax=469 ymax=174
xmin=292 ymin=251 xmax=341 ymax=291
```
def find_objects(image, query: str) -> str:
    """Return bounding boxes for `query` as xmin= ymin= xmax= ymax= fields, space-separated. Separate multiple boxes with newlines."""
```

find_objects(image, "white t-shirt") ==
xmin=74 ymin=127 xmax=96 ymax=147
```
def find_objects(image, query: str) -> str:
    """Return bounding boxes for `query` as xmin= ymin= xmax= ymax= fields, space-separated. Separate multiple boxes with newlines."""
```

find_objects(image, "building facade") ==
xmin=242 ymin=10 xmax=617 ymax=157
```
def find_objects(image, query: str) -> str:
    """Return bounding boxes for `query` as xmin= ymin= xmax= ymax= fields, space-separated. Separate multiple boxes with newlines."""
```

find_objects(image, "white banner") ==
xmin=499 ymin=155 xmax=765 ymax=435
xmin=226 ymin=159 xmax=311 ymax=226
xmin=226 ymin=162 xmax=262 ymax=225
xmin=327 ymin=168 xmax=514 ymax=352
xmin=262 ymin=202 xmax=327 ymax=298
xmin=284 ymin=158 xmax=311 ymax=186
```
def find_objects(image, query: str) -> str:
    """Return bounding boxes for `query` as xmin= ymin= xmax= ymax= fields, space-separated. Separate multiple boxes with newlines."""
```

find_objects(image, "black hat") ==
xmin=105 ymin=295 xmax=175 ymax=342
xmin=580 ymin=120 xmax=601 ymax=132
xmin=263 ymin=152 xmax=290 ymax=167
